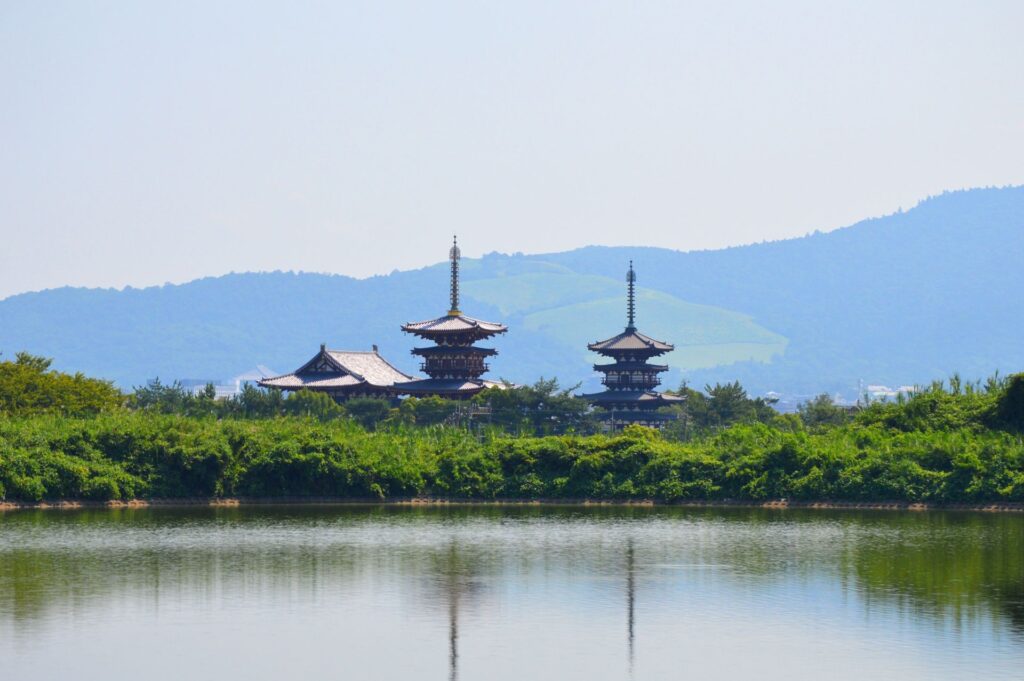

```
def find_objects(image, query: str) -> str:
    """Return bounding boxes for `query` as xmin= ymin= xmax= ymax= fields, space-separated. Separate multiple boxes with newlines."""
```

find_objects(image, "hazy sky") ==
xmin=2 ymin=1 xmax=1022 ymax=299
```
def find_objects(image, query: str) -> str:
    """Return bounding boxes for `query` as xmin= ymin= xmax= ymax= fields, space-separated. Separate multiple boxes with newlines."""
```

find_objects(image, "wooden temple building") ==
xmin=580 ymin=261 xmax=682 ymax=428
xmin=258 ymin=345 xmax=414 ymax=400
xmin=393 ymin=237 xmax=508 ymax=399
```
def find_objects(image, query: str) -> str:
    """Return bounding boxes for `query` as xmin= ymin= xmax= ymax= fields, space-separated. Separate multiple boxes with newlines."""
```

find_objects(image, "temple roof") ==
xmin=259 ymin=347 xmax=414 ymax=390
xmin=402 ymin=313 xmax=507 ymax=336
xmin=588 ymin=261 xmax=674 ymax=356
xmin=588 ymin=329 xmax=674 ymax=354
xmin=412 ymin=345 xmax=498 ymax=356
xmin=259 ymin=373 xmax=367 ymax=390
xmin=394 ymin=377 xmax=506 ymax=395
xmin=579 ymin=389 xmax=684 ymax=404
xmin=593 ymin=361 xmax=669 ymax=372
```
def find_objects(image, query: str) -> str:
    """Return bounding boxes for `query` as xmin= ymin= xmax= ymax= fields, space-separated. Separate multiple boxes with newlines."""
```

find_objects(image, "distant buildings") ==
xmin=230 ymin=366 xmax=278 ymax=393
xmin=259 ymin=237 xmax=507 ymax=402
xmin=864 ymin=384 xmax=918 ymax=400
xmin=394 ymin=237 xmax=508 ymax=399
xmin=179 ymin=366 xmax=276 ymax=398
xmin=187 ymin=244 xmax=931 ymax=418
xmin=258 ymin=347 xmax=412 ymax=400
xmin=579 ymin=261 xmax=683 ymax=429
xmin=258 ymin=243 xmax=694 ymax=429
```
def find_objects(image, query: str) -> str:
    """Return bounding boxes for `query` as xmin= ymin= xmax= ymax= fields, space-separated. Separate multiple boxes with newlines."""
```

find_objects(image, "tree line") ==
xmin=0 ymin=352 xmax=858 ymax=436
xmin=1 ymin=352 xmax=1022 ymax=503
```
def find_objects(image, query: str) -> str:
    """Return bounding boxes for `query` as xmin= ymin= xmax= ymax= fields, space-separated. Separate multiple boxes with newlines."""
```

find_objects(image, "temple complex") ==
xmin=393 ymin=237 xmax=508 ymax=399
xmin=258 ymin=345 xmax=412 ymax=401
xmin=260 ymin=247 xmax=691 ymax=426
xmin=580 ymin=262 xmax=682 ymax=429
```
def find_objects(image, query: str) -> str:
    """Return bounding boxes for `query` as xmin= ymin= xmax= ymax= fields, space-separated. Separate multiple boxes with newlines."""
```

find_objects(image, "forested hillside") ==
xmin=0 ymin=187 xmax=1021 ymax=397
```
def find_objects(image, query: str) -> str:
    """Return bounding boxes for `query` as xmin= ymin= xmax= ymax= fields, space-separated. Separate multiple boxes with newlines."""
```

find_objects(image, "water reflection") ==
xmin=0 ymin=506 xmax=1021 ymax=680
xmin=626 ymin=538 xmax=635 ymax=674
xmin=440 ymin=542 xmax=463 ymax=681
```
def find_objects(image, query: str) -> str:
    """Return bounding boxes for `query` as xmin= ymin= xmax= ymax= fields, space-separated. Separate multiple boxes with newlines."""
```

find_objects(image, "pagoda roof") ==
xmin=259 ymin=347 xmax=414 ymax=390
xmin=593 ymin=361 xmax=669 ymax=372
xmin=597 ymin=411 xmax=679 ymax=423
xmin=580 ymin=389 xmax=684 ymax=404
xmin=412 ymin=345 xmax=498 ymax=356
xmin=402 ymin=313 xmax=507 ymax=336
xmin=588 ymin=328 xmax=674 ymax=354
xmin=394 ymin=377 xmax=507 ymax=396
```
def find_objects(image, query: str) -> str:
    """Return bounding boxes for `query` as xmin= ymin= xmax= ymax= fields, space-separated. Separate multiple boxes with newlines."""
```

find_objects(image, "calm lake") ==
xmin=1 ymin=506 xmax=1022 ymax=680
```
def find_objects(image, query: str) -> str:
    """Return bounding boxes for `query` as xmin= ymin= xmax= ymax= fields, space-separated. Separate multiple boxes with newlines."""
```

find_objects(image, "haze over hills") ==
xmin=1 ymin=186 xmax=1021 ymax=399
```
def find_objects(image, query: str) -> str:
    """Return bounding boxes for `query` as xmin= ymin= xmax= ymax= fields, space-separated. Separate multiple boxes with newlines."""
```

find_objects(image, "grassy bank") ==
xmin=2 ymin=402 xmax=1022 ymax=504
xmin=3 ymin=498 xmax=1023 ymax=513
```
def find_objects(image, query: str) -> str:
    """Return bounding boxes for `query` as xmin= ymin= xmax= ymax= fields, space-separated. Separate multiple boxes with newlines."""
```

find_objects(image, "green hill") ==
xmin=516 ymin=288 xmax=786 ymax=369
xmin=461 ymin=266 xmax=786 ymax=374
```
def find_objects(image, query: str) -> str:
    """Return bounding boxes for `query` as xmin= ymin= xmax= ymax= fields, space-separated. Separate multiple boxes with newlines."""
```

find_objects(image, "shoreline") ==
xmin=1 ymin=497 xmax=1022 ymax=513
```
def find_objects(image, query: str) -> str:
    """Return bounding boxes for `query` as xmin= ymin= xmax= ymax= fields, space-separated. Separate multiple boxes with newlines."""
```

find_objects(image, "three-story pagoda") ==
xmin=581 ymin=261 xmax=682 ymax=428
xmin=394 ymin=237 xmax=508 ymax=399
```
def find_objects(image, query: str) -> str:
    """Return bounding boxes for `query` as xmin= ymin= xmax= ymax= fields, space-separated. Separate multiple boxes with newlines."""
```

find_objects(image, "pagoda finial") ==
xmin=449 ymin=235 xmax=461 ymax=315
xmin=626 ymin=260 xmax=636 ymax=330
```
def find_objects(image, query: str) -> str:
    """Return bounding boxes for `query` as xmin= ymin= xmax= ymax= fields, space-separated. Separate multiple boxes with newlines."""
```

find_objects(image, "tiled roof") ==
xmin=259 ymin=373 xmax=364 ymax=389
xmin=593 ymin=361 xmax=669 ymax=372
xmin=412 ymin=345 xmax=498 ymax=356
xmin=580 ymin=390 xmax=684 ymax=404
xmin=394 ymin=377 xmax=508 ymax=395
xmin=325 ymin=350 xmax=413 ymax=386
xmin=588 ymin=329 xmax=674 ymax=353
xmin=259 ymin=348 xmax=414 ymax=390
xmin=402 ymin=314 xmax=507 ymax=335
xmin=394 ymin=378 xmax=484 ymax=394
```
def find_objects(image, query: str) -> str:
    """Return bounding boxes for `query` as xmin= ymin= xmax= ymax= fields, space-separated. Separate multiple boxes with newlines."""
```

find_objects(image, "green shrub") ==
xmin=994 ymin=374 xmax=1024 ymax=430
xmin=1 ymin=382 xmax=1024 ymax=504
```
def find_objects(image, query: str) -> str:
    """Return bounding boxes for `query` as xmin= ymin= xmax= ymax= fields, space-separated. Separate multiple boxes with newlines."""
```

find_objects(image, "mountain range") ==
xmin=1 ymin=186 xmax=1021 ymax=400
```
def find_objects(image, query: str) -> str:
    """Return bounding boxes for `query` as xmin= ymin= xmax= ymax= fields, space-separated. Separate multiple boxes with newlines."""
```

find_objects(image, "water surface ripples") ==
xmin=1 ymin=506 xmax=1021 ymax=680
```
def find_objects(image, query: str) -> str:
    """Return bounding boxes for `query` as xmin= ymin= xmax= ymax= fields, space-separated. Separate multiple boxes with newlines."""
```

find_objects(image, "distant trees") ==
xmin=0 ymin=352 xmax=123 ymax=416
xmin=473 ymin=378 xmax=594 ymax=435
xmin=129 ymin=378 xmax=219 ymax=416
xmin=3 ymin=381 xmax=1024 ymax=502
xmin=128 ymin=380 xmax=347 ymax=421
xmin=278 ymin=389 xmax=346 ymax=421
xmin=664 ymin=380 xmax=779 ymax=438
xmin=798 ymin=394 xmax=852 ymax=429
xmin=994 ymin=374 xmax=1024 ymax=431
xmin=343 ymin=398 xmax=392 ymax=430
xmin=394 ymin=396 xmax=458 ymax=427
xmin=5 ymin=349 xmax=1023 ymax=444
xmin=104 ymin=372 xmax=860 ymax=438
xmin=851 ymin=371 xmax=1024 ymax=436
xmin=121 ymin=376 xmax=596 ymax=434
xmin=3 ymin=355 xmax=1024 ymax=503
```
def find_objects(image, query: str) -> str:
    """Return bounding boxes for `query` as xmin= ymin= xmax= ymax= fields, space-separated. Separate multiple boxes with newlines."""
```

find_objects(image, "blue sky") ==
xmin=1 ymin=0 xmax=1022 ymax=299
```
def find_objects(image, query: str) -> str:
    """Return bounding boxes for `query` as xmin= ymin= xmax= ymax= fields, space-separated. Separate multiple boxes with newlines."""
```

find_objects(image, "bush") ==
xmin=994 ymin=374 xmax=1024 ymax=431
xmin=344 ymin=398 xmax=393 ymax=431
xmin=0 ymin=353 xmax=122 ymax=416
xmin=2 ymin=369 xmax=1024 ymax=503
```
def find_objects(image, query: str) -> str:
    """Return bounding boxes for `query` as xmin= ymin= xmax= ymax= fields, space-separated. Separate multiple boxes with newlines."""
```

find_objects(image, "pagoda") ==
xmin=581 ymin=261 xmax=683 ymax=428
xmin=394 ymin=237 xmax=508 ymax=399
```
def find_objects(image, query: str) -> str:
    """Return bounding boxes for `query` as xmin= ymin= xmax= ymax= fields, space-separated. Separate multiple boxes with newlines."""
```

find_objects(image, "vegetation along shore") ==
xmin=1 ymin=353 xmax=1023 ymax=506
